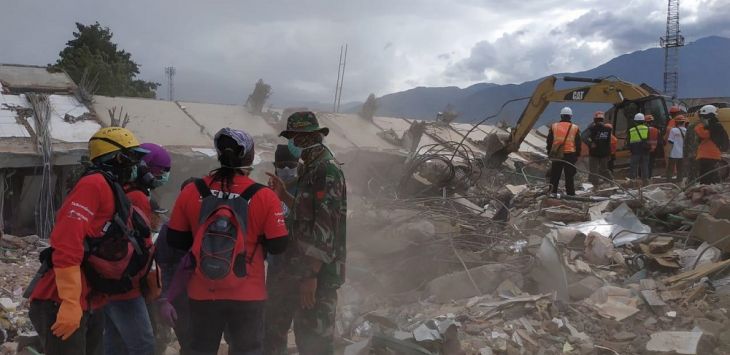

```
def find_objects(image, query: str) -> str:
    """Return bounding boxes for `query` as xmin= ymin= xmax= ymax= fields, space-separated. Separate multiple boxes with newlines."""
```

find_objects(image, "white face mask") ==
xmin=276 ymin=166 xmax=298 ymax=182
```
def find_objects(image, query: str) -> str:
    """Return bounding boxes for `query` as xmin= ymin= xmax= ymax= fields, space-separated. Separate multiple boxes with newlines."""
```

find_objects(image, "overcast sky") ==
xmin=0 ymin=0 xmax=727 ymax=107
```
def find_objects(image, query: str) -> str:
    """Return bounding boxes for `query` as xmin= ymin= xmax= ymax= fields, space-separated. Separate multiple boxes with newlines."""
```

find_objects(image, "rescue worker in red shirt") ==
xmin=546 ymin=107 xmax=581 ymax=195
xmin=645 ymin=114 xmax=663 ymax=178
xmin=104 ymin=143 xmax=172 ymax=355
xmin=27 ymin=127 xmax=149 ymax=355
xmin=166 ymin=128 xmax=288 ymax=355
xmin=695 ymin=105 xmax=724 ymax=184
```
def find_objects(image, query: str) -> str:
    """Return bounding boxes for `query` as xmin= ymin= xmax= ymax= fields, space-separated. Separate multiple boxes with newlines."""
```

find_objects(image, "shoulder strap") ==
xmin=240 ymin=183 xmax=265 ymax=201
xmin=194 ymin=179 xmax=212 ymax=198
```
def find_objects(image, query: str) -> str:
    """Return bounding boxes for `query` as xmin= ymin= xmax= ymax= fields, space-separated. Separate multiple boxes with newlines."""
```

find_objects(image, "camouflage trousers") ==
xmin=263 ymin=272 xmax=338 ymax=355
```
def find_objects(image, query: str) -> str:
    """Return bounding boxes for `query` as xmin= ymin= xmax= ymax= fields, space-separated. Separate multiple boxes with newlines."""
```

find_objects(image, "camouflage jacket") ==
xmin=286 ymin=149 xmax=347 ymax=289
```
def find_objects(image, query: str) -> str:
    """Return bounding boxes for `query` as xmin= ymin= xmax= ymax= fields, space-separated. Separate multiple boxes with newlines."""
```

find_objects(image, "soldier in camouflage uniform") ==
xmin=264 ymin=112 xmax=347 ymax=355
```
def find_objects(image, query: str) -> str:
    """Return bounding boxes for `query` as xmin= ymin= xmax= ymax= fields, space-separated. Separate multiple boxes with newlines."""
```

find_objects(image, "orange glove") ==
xmin=51 ymin=266 xmax=83 ymax=340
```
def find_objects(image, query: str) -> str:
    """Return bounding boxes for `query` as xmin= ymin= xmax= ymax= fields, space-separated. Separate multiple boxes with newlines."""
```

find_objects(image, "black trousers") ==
xmin=549 ymin=154 xmax=578 ymax=195
xmin=29 ymin=300 xmax=105 ymax=355
xmin=698 ymin=159 xmax=720 ymax=184
xmin=189 ymin=299 xmax=265 ymax=355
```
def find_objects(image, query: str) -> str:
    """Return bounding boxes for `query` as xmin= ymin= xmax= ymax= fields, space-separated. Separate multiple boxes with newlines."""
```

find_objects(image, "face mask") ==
xmin=276 ymin=166 xmax=298 ymax=182
xmin=288 ymin=139 xmax=322 ymax=159
xmin=151 ymin=171 xmax=170 ymax=188
xmin=128 ymin=165 xmax=138 ymax=182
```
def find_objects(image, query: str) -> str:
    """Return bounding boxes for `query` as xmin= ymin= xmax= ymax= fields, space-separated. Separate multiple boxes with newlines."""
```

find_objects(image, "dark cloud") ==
xmin=0 ymin=0 xmax=727 ymax=106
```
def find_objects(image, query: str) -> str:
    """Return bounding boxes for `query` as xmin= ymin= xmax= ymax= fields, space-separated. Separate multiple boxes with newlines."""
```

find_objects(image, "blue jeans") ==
xmin=104 ymin=296 xmax=155 ymax=355
xmin=629 ymin=152 xmax=650 ymax=180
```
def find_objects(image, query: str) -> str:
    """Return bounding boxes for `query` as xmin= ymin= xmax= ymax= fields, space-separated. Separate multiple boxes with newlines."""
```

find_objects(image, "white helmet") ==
xmin=699 ymin=105 xmax=718 ymax=116
xmin=633 ymin=113 xmax=645 ymax=122
xmin=560 ymin=107 xmax=573 ymax=116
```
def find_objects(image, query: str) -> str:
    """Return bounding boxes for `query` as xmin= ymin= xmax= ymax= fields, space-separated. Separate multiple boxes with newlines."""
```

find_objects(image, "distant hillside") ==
xmin=353 ymin=36 xmax=730 ymax=127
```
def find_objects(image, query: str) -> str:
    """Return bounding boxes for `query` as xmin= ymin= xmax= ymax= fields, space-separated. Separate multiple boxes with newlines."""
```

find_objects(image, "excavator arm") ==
xmin=487 ymin=75 xmax=655 ymax=166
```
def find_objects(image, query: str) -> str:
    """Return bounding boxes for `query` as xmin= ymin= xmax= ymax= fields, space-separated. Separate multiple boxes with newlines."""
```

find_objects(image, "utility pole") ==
xmin=660 ymin=0 xmax=684 ymax=102
xmin=165 ymin=66 xmax=176 ymax=101
xmin=332 ymin=44 xmax=348 ymax=113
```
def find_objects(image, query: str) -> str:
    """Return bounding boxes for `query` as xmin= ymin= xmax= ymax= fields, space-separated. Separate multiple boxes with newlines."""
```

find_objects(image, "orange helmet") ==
xmin=594 ymin=111 xmax=605 ymax=119
xmin=669 ymin=106 xmax=682 ymax=114
xmin=645 ymin=114 xmax=654 ymax=122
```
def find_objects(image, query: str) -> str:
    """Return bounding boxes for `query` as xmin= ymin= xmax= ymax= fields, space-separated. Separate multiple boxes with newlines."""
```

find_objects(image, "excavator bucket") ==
xmin=481 ymin=130 xmax=511 ymax=168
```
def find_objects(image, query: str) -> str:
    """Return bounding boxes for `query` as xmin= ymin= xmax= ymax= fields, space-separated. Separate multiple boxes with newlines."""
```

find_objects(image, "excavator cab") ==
xmin=608 ymin=96 xmax=670 ymax=152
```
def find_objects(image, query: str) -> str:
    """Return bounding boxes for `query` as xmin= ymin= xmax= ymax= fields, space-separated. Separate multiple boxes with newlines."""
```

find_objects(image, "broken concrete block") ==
xmin=0 ymin=343 xmax=17 ymax=355
xmin=640 ymin=290 xmax=667 ymax=307
xmin=425 ymin=264 xmax=522 ymax=302
xmin=584 ymin=231 xmax=615 ymax=265
xmin=709 ymin=197 xmax=730 ymax=220
xmin=646 ymin=331 xmax=709 ymax=354
xmin=693 ymin=318 xmax=723 ymax=338
xmin=568 ymin=276 xmax=604 ymax=301
xmin=690 ymin=214 xmax=730 ymax=253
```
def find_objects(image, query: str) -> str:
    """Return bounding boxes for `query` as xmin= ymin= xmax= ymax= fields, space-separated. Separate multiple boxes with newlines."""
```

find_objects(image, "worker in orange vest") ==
xmin=645 ymin=114 xmax=663 ymax=178
xmin=695 ymin=105 xmax=724 ymax=184
xmin=546 ymin=107 xmax=581 ymax=195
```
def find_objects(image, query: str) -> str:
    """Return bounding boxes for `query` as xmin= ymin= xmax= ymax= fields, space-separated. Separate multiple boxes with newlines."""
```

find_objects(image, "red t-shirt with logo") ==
xmin=30 ymin=174 xmax=115 ymax=310
xmin=167 ymin=175 xmax=287 ymax=301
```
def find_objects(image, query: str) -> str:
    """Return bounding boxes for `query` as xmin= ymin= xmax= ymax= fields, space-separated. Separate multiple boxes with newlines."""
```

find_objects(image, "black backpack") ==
xmin=709 ymin=120 xmax=730 ymax=152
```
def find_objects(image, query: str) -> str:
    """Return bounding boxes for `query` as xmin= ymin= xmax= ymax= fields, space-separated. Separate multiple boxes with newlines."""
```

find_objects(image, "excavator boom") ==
xmin=485 ymin=75 xmax=661 ymax=167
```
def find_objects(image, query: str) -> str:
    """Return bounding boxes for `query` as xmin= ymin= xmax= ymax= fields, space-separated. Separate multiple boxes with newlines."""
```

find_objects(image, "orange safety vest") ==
xmin=551 ymin=122 xmax=579 ymax=153
xmin=648 ymin=127 xmax=660 ymax=152
xmin=695 ymin=123 xmax=722 ymax=160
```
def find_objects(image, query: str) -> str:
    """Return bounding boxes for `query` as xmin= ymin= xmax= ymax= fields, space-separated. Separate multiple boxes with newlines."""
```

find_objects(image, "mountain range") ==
xmin=348 ymin=36 xmax=730 ymax=127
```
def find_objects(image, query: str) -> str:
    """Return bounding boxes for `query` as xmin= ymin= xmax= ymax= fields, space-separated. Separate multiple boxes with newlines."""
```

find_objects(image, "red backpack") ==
xmin=82 ymin=171 xmax=156 ymax=295
xmin=190 ymin=179 xmax=264 ymax=284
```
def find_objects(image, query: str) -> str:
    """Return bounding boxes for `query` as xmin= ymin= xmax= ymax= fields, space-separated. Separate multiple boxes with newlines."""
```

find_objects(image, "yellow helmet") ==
xmin=88 ymin=127 xmax=147 ymax=161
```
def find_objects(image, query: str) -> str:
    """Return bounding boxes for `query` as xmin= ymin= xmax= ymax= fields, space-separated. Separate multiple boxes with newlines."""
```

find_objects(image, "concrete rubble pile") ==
xmin=0 ymin=233 xmax=45 ymax=355
xmin=340 ymin=176 xmax=730 ymax=354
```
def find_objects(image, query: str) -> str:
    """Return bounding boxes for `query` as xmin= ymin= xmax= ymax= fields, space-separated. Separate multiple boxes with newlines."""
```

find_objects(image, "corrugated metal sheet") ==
xmin=0 ymin=93 xmax=31 ymax=138
xmin=45 ymin=95 xmax=100 ymax=143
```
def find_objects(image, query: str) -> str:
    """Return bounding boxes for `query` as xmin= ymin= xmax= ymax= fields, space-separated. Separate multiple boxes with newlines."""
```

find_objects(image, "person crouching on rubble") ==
xmin=547 ymin=107 xmax=581 ymax=196
xmin=103 ymin=142 xmax=172 ymax=355
xmin=26 ymin=127 xmax=150 ymax=355
xmin=264 ymin=111 xmax=347 ymax=355
xmin=581 ymin=111 xmax=612 ymax=188
xmin=166 ymin=128 xmax=289 ymax=355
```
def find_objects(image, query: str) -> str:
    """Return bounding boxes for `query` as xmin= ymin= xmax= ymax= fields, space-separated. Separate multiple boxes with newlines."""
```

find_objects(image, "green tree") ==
xmin=359 ymin=93 xmax=378 ymax=121
xmin=245 ymin=79 xmax=272 ymax=114
xmin=51 ymin=22 xmax=159 ymax=98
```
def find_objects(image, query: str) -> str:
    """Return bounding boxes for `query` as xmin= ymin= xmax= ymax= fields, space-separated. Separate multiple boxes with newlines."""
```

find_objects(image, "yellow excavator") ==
xmin=485 ymin=75 xmax=671 ymax=167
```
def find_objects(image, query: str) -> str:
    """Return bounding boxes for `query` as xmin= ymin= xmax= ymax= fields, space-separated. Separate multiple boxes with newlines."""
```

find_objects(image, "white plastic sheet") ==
xmin=556 ymin=203 xmax=651 ymax=246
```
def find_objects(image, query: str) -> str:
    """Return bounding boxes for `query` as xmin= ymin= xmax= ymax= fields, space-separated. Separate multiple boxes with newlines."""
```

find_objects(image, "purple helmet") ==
xmin=140 ymin=143 xmax=171 ymax=174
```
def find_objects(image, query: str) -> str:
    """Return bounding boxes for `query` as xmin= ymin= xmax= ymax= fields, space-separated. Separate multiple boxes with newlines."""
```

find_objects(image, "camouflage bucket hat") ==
xmin=279 ymin=111 xmax=330 ymax=139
